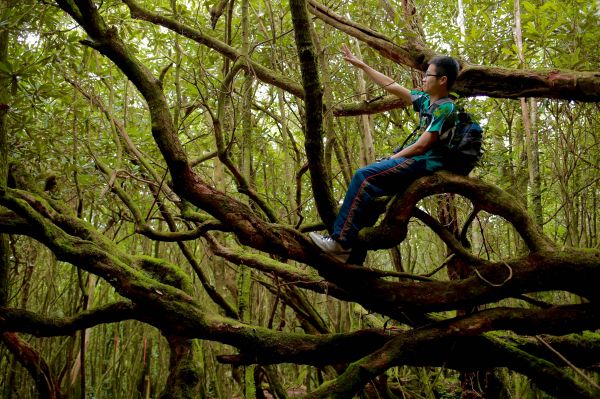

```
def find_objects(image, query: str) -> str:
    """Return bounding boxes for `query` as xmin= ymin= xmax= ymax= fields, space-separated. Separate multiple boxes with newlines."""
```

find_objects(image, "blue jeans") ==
xmin=331 ymin=157 xmax=431 ymax=246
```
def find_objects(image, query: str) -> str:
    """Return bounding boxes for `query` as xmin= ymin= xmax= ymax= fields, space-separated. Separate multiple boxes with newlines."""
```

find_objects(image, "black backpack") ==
xmin=395 ymin=97 xmax=483 ymax=175
xmin=434 ymin=98 xmax=484 ymax=174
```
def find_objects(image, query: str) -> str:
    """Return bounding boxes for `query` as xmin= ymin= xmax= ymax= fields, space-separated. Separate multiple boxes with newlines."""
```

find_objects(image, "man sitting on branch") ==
xmin=310 ymin=45 xmax=466 ymax=264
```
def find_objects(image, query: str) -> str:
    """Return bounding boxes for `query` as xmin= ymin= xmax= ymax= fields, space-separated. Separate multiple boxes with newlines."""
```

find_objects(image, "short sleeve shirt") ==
xmin=411 ymin=90 xmax=456 ymax=133
xmin=408 ymin=90 xmax=456 ymax=171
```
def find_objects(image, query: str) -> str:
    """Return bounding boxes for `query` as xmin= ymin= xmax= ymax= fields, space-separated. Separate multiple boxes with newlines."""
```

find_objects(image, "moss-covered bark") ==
xmin=0 ymin=18 xmax=9 ymax=310
xmin=289 ymin=0 xmax=338 ymax=230
xmin=158 ymin=336 xmax=202 ymax=399
xmin=2 ymin=2 xmax=598 ymax=398
xmin=0 ymin=333 xmax=63 ymax=399
xmin=307 ymin=0 xmax=600 ymax=103
xmin=0 ymin=26 xmax=64 ymax=399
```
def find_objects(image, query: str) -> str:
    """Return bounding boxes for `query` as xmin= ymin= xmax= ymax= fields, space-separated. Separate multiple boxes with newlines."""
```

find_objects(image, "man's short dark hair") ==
xmin=429 ymin=56 xmax=460 ymax=89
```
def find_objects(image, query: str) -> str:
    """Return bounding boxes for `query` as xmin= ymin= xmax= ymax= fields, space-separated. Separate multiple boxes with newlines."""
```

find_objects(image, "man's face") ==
xmin=422 ymin=64 xmax=446 ymax=95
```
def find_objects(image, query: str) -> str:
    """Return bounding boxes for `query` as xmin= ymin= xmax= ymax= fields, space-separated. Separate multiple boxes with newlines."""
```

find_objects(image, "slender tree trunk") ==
xmin=290 ymin=0 xmax=338 ymax=229
xmin=439 ymin=196 xmax=509 ymax=399
xmin=315 ymin=22 xmax=337 ymax=180
xmin=237 ymin=262 xmax=255 ymax=396
xmin=457 ymin=0 xmax=466 ymax=45
xmin=171 ymin=0 xmax=183 ymax=135
xmin=277 ymin=88 xmax=298 ymax=224
xmin=0 ymin=18 xmax=9 ymax=309
xmin=514 ymin=0 xmax=543 ymax=227
xmin=159 ymin=336 xmax=202 ymax=399
xmin=521 ymin=98 xmax=543 ymax=227
xmin=553 ymin=108 xmax=578 ymax=246
xmin=241 ymin=75 xmax=253 ymax=185
xmin=240 ymin=2 xmax=257 ymax=396
xmin=352 ymin=41 xmax=375 ymax=166
xmin=0 ymin=24 xmax=63 ymax=399
xmin=68 ymin=274 xmax=96 ymax=396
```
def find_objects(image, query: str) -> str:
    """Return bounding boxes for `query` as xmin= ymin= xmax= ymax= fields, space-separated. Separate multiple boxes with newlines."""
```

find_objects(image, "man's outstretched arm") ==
xmin=341 ymin=45 xmax=412 ymax=105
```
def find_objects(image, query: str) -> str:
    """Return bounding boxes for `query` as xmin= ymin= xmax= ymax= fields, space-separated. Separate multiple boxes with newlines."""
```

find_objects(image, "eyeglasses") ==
xmin=424 ymin=73 xmax=442 ymax=78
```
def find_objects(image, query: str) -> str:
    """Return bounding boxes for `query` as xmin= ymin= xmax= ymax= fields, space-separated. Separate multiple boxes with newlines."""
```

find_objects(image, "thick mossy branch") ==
xmin=0 ymin=333 xmax=62 ymax=399
xmin=215 ymin=328 xmax=393 ymax=366
xmin=0 ymin=302 xmax=138 ymax=336
xmin=214 ymin=304 xmax=600 ymax=366
xmin=483 ymin=334 xmax=600 ymax=399
xmin=0 ymin=189 xmax=196 ymax=306
xmin=1 ymin=188 xmax=197 ymax=295
xmin=1 ymin=185 xmax=599 ymax=314
xmin=506 ymin=332 xmax=600 ymax=369
xmin=136 ymin=257 xmax=194 ymax=294
xmin=3 ymin=301 xmax=599 ymax=380
xmin=303 ymin=310 xmax=600 ymax=399
xmin=364 ymin=172 xmax=554 ymax=252
xmin=205 ymin=234 xmax=352 ymax=300
xmin=289 ymin=0 xmax=338 ymax=229
xmin=308 ymin=0 xmax=600 ymax=105
xmin=0 ymin=211 xmax=29 ymax=234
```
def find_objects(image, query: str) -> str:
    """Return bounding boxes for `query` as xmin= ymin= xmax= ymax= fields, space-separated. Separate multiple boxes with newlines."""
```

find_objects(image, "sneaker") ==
xmin=308 ymin=232 xmax=351 ymax=263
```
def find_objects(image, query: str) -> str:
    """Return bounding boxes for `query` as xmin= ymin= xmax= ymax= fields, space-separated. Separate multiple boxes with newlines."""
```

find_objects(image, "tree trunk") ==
xmin=521 ymin=97 xmax=543 ymax=227
xmin=159 ymin=336 xmax=202 ymax=399
xmin=438 ymin=195 xmax=509 ymax=399
xmin=514 ymin=0 xmax=543 ymax=227
xmin=290 ymin=0 xmax=338 ymax=229
xmin=352 ymin=41 xmax=375 ymax=166
xmin=0 ymin=2 xmax=10 ymax=310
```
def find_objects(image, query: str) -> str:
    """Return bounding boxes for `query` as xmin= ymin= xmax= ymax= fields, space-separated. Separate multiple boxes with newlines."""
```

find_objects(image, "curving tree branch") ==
xmin=121 ymin=0 xmax=304 ymax=99
xmin=24 ymin=3 xmax=599 ymax=398
xmin=366 ymin=172 xmax=555 ymax=252
xmin=289 ymin=0 xmax=338 ymax=229
xmin=1 ymin=333 xmax=63 ymax=399
xmin=302 ymin=305 xmax=600 ymax=399
xmin=0 ymin=302 xmax=138 ymax=336
xmin=1 ymin=184 xmax=599 ymax=316
xmin=307 ymin=0 xmax=600 ymax=106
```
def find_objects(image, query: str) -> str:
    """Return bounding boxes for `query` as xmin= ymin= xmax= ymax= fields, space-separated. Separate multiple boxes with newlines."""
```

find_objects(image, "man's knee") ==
xmin=352 ymin=167 xmax=370 ymax=183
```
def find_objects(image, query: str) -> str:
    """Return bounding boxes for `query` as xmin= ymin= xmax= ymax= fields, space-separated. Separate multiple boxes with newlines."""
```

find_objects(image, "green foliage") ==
xmin=0 ymin=0 xmax=598 ymax=398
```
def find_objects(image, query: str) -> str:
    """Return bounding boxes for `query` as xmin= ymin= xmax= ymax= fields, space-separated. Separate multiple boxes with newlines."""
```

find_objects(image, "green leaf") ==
xmin=0 ymin=61 xmax=13 ymax=74
xmin=522 ymin=1 xmax=538 ymax=14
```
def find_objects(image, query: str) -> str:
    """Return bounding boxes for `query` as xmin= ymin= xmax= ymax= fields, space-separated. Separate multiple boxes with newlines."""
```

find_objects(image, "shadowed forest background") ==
xmin=0 ymin=0 xmax=599 ymax=398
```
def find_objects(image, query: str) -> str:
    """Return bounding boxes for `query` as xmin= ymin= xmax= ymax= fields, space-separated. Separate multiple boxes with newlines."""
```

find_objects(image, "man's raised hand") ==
xmin=341 ymin=44 xmax=366 ymax=69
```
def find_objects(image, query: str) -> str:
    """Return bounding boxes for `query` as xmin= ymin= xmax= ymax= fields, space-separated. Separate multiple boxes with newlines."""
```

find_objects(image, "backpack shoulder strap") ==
xmin=424 ymin=97 xmax=455 ymax=121
xmin=429 ymin=97 xmax=454 ymax=112
xmin=427 ymin=97 xmax=457 ymax=134
xmin=432 ymin=97 xmax=454 ymax=106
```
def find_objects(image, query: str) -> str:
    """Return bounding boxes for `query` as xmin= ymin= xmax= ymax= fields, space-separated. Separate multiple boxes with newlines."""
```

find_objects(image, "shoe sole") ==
xmin=308 ymin=232 xmax=350 ymax=263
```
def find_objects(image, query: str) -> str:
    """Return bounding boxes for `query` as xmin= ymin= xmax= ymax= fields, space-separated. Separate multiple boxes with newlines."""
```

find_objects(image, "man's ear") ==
xmin=439 ymin=75 xmax=448 ymax=87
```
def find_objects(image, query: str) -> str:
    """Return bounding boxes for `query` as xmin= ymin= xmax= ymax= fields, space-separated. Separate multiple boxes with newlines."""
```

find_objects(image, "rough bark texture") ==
xmin=158 ymin=336 xmax=202 ymax=399
xmin=1 ymin=333 xmax=63 ymax=399
xmin=308 ymin=0 xmax=600 ymax=105
xmin=289 ymin=0 xmax=338 ymax=229
xmin=0 ymin=1 xmax=598 ymax=398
